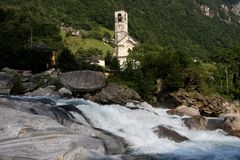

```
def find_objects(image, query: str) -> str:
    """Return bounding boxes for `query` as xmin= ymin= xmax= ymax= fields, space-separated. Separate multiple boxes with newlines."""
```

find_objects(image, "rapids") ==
xmin=56 ymin=98 xmax=240 ymax=160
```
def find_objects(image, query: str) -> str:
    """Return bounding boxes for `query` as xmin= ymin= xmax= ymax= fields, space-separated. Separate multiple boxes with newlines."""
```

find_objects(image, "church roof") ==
xmin=117 ymin=35 xmax=137 ymax=46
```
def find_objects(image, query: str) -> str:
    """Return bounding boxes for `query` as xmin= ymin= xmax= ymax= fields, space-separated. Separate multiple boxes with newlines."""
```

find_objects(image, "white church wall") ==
xmin=114 ymin=10 xmax=137 ymax=68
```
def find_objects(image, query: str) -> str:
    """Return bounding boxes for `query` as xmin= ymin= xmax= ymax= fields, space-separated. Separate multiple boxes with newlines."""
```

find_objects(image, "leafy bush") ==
xmin=56 ymin=47 xmax=79 ymax=72
xmin=104 ymin=51 xmax=120 ymax=70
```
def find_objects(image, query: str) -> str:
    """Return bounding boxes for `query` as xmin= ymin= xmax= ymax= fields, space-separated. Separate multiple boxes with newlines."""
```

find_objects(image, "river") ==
xmin=55 ymin=98 xmax=240 ymax=160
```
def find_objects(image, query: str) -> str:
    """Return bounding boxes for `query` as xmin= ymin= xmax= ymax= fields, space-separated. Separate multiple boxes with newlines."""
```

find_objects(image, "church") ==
xmin=114 ymin=10 xmax=137 ymax=67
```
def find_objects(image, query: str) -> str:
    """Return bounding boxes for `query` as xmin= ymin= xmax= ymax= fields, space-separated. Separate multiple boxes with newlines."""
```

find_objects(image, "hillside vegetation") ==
xmin=1 ymin=0 xmax=240 ymax=100
xmin=1 ymin=0 xmax=240 ymax=57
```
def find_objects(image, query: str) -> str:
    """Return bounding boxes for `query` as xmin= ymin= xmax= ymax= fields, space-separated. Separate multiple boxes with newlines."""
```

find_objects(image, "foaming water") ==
xmin=56 ymin=98 xmax=240 ymax=159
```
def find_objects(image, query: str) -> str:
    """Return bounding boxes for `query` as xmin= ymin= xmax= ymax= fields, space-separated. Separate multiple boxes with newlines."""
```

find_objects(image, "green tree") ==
xmin=126 ymin=44 xmax=191 ymax=91
xmin=104 ymin=51 xmax=120 ymax=70
xmin=109 ymin=44 xmax=192 ymax=99
xmin=56 ymin=48 xmax=79 ymax=72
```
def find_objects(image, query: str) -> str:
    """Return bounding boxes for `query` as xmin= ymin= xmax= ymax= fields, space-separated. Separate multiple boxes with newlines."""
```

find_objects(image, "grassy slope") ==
xmin=61 ymin=27 xmax=114 ymax=54
xmin=64 ymin=36 xmax=114 ymax=54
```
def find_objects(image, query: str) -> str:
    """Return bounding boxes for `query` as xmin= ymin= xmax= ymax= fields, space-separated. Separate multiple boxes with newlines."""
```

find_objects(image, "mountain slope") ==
xmin=1 ymin=0 xmax=240 ymax=59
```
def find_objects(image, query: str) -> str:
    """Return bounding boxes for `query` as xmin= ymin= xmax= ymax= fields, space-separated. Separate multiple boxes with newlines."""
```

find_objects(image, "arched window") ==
xmin=118 ymin=13 xmax=123 ymax=22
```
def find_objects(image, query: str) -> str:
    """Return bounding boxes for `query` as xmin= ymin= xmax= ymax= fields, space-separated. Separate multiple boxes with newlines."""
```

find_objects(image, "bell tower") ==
xmin=114 ymin=10 xmax=136 ymax=67
xmin=115 ymin=10 xmax=128 ymax=44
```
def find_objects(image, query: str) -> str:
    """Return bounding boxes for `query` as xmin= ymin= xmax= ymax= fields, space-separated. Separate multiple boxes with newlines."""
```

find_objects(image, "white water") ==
xmin=56 ymin=99 xmax=240 ymax=159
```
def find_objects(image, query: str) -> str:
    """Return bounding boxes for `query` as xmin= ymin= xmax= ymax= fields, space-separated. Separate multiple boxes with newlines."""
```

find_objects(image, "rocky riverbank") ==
xmin=0 ymin=68 xmax=240 ymax=159
xmin=0 ymin=68 xmax=142 ymax=105
xmin=1 ymin=68 xmax=240 ymax=132
xmin=157 ymin=89 xmax=240 ymax=138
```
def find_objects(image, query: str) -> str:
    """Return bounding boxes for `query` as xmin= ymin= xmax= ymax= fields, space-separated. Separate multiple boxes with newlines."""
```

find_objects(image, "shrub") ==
xmin=56 ymin=48 xmax=79 ymax=72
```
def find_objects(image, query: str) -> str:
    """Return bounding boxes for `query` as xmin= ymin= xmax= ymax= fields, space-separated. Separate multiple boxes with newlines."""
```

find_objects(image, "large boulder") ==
xmin=223 ymin=115 xmax=240 ymax=138
xmin=184 ymin=115 xmax=224 ymax=130
xmin=206 ymin=118 xmax=224 ymax=130
xmin=153 ymin=125 xmax=189 ymax=143
xmin=0 ymin=72 xmax=15 ymax=95
xmin=59 ymin=70 xmax=105 ymax=93
xmin=87 ymin=82 xmax=142 ymax=105
xmin=0 ymin=97 xmax=128 ymax=159
xmin=0 ymin=106 xmax=106 ymax=159
xmin=167 ymin=105 xmax=201 ymax=117
xmin=184 ymin=115 xmax=208 ymax=130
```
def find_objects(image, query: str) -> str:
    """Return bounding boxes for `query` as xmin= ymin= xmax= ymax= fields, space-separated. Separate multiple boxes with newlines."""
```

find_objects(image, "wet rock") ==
xmin=184 ymin=115 xmax=208 ymax=130
xmin=223 ymin=115 xmax=240 ymax=138
xmin=153 ymin=125 xmax=189 ymax=143
xmin=0 ymin=72 xmax=15 ymax=95
xmin=55 ymin=105 xmax=92 ymax=127
xmin=206 ymin=118 xmax=224 ymax=130
xmin=89 ymin=82 xmax=142 ymax=105
xmin=184 ymin=115 xmax=224 ymax=130
xmin=228 ymin=130 xmax=240 ymax=138
xmin=0 ymin=107 xmax=106 ymax=159
xmin=167 ymin=105 xmax=200 ymax=117
xmin=59 ymin=70 xmax=105 ymax=93
xmin=55 ymin=104 xmax=128 ymax=155
xmin=5 ymin=97 xmax=55 ymax=117
xmin=0 ymin=97 xmax=128 ymax=159
xmin=94 ymin=129 xmax=128 ymax=155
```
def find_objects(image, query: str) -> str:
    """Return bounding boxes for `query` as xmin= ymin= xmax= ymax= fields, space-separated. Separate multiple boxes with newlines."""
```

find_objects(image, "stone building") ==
xmin=114 ymin=10 xmax=137 ymax=67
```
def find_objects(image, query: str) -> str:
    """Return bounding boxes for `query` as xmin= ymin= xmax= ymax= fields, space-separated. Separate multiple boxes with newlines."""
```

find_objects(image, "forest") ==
xmin=0 ymin=0 xmax=240 ymax=100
